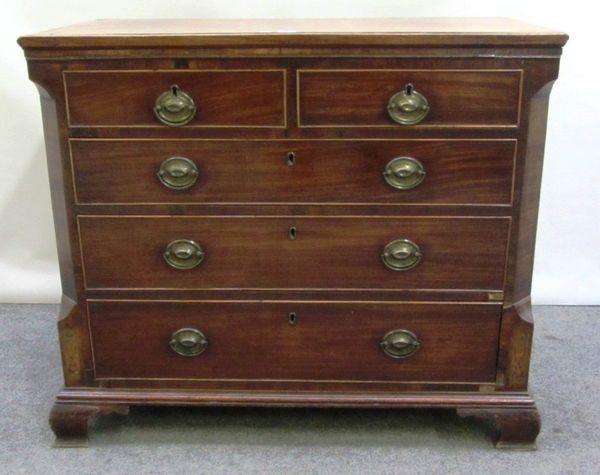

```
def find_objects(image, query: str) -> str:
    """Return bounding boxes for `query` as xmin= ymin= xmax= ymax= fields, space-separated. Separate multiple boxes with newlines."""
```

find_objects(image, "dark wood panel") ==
xmin=497 ymin=61 xmax=561 ymax=392
xmin=92 ymin=379 xmax=484 ymax=392
xmin=74 ymin=203 xmax=514 ymax=217
xmin=298 ymin=70 xmax=521 ymax=127
xmin=71 ymin=139 xmax=515 ymax=206
xmin=89 ymin=300 xmax=501 ymax=382
xmin=78 ymin=216 xmax=510 ymax=290
xmin=64 ymin=70 xmax=285 ymax=127
xmin=28 ymin=64 xmax=94 ymax=388
xmin=67 ymin=125 xmax=521 ymax=140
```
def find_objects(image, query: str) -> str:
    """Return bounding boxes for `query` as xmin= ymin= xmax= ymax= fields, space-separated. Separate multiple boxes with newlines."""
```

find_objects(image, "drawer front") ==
xmin=64 ymin=70 xmax=286 ymax=127
xmin=78 ymin=216 xmax=510 ymax=290
xmin=71 ymin=139 xmax=515 ymax=206
xmin=89 ymin=300 xmax=501 ymax=383
xmin=298 ymin=69 xmax=521 ymax=127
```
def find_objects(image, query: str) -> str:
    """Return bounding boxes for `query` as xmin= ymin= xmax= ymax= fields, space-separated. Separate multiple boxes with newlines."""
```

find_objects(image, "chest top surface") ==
xmin=18 ymin=17 xmax=567 ymax=49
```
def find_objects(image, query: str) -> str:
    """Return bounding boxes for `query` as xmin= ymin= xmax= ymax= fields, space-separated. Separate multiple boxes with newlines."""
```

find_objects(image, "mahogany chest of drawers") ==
xmin=19 ymin=18 xmax=567 ymax=448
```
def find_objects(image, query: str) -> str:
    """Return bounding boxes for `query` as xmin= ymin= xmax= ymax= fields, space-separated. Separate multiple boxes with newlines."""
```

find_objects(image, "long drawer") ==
xmin=71 ymin=139 xmax=515 ymax=206
xmin=88 ymin=300 xmax=501 ymax=383
xmin=64 ymin=70 xmax=286 ymax=128
xmin=298 ymin=69 xmax=522 ymax=127
xmin=78 ymin=216 xmax=510 ymax=290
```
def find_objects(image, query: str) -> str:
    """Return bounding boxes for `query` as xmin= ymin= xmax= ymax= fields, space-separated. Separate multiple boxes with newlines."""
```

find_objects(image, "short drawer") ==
xmin=64 ymin=70 xmax=286 ymax=127
xmin=78 ymin=216 xmax=510 ymax=291
xmin=71 ymin=139 xmax=515 ymax=206
xmin=89 ymin=300 xmax=501 ymax=383
xmin=298 ymin=69 xmax=522 ymax=127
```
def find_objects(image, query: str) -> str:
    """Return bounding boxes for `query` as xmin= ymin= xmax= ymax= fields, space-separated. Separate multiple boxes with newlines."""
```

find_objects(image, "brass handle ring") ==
xmin=380 ymin=329 xmax=421 ymax=359
xmin=169 ymin=328 xmax=209 ymax=357
xmin=387 ymin=83 xmax=430 ymax=125
xmin=157 ymin=156 xmax=199 ymax=190
xmin=381 ymin=239 xmax=422 ymax=271
xmin=163 ymin=239 xmax=205 ymax=270
xmin=154 ymin=84 xmax=197 ymax=126
xmin=383 ymin=156 xmax=426 ymax=190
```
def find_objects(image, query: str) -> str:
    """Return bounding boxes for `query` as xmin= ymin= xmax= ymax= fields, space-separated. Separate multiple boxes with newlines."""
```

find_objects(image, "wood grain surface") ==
xmin=298 ymin=69 xmax=521 ymax=127
xmin=64 ymin=70 xmax=286 ymax=127
xmin=70 ymin=139 xmax=515 ymax=205
xmin=18 ymin=18 xmax=568 ymax=49
xmin=88 ymin=300 xmax=501 ymax=383
xmin=78 ymin=216 xmax=510 ymax=290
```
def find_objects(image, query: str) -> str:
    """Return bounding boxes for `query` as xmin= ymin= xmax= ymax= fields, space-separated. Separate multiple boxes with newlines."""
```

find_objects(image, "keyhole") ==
xmin=288 ymin=226 xmax=297 ymax=240
xmin=287 ymin=152 xmax=296 ymax=166
xmin=405 ymin=83 xmax=414 ymax=95
xmin=288 ymin=312 xmax=298 ymax=325
xmin=171 ymin=84 xmax=179 ymax=96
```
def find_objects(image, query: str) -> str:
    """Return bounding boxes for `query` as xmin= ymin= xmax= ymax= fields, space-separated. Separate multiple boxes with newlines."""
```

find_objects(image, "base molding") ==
xmin=56 ymin=387 xmax=536 ymax=408
xmin=50 ymin=388 xmax=540 ymax=448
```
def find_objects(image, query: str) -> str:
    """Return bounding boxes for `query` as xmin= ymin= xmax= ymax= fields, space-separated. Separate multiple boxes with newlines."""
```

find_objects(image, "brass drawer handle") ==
xmin=163 ymin=239 xmax=205 ymax=269
xmin=383 ymin=156 xmax=426 ymax=190
xmin=380 ymin=329 xmax=421 ymax=359
xmin=169 ymin=328 xmax=208 ymax=357
xmin=381 ymin=239 xmax=422 ymax=271
xmin=154 ymin=84 xmax=197 ymax=126
xmin=387 ymin=83 xmax=430 ymax=125
xmin=157 ymin=156 xmax=199 ymax=190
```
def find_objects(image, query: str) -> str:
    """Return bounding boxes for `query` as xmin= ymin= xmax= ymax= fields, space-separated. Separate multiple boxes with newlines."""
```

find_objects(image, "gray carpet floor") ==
xmin=0 ymin=304 xmax=598 ymax=474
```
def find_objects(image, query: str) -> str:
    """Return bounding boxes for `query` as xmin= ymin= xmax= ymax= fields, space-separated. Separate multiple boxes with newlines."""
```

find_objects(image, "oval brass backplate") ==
xmin=153 ymin=84 xmax=197 ymax=126
xmin=163 ymin=239 xmax=205 ymax=270
xmin=380 ymin=329 xmax=421 ymax=359
xmin=169 ymin=328 xmax=208 ymax=357
xmin=387 ymin=83 xmax=430 ymax=125
xmin=381 ymin=239 xmax=423 ymax=271
xmin=157 ymin=156 xmax=199 ymax=190
xmin=383 ymin=156 xmax=426 ymax=190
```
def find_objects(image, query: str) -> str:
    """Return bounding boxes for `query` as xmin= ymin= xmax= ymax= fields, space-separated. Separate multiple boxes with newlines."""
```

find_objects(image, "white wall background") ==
xmin=1 ymin=1 xmax=598 ymax=304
